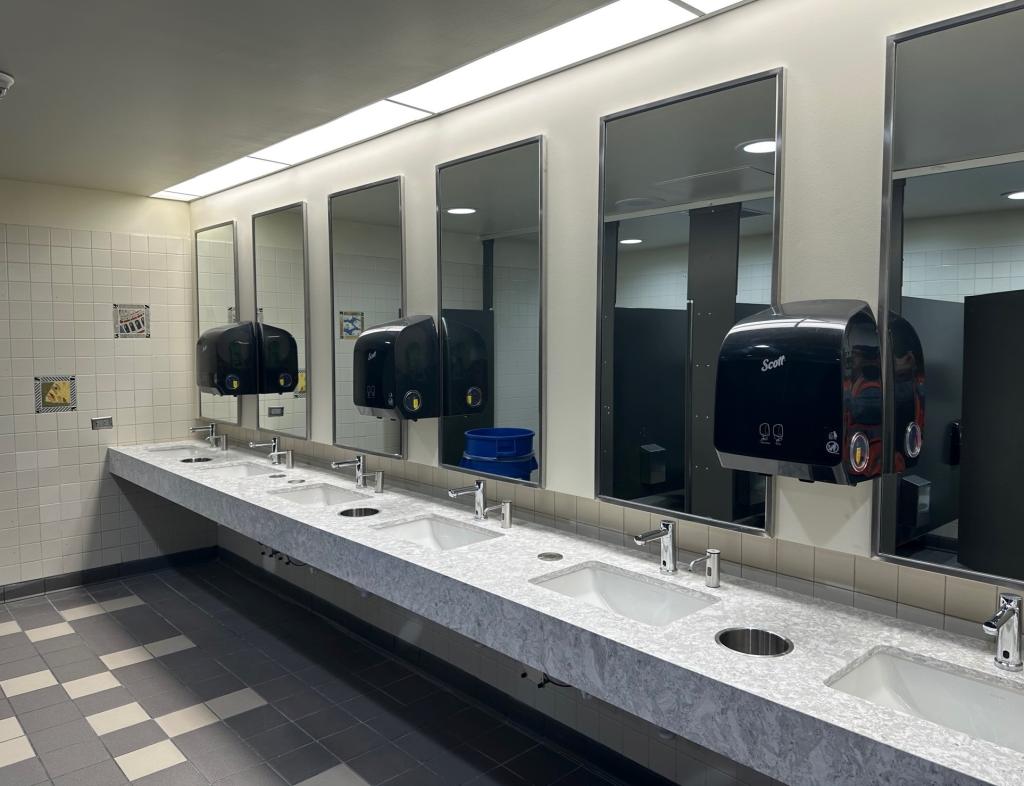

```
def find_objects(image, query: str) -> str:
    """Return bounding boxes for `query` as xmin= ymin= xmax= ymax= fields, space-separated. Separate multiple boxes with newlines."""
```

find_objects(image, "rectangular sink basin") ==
xmin=197 ymin=462 xmax=277 ymax=479
xmin=829 ymin=648 xmax=1024 ymax=755
xmin=146 ymin=445 xmax=213 ymax=458
xmin=268 ymin=484 xmax=365 ymax=506
xmin=532 ymin=562 xmax=715 ymax=627
xmin=375 ymin=517 xmax=500 ymax=552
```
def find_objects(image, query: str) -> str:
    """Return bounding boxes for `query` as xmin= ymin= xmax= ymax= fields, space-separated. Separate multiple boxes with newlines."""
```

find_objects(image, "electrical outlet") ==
xmin=91 ymin=416 xmax=113 ymax=430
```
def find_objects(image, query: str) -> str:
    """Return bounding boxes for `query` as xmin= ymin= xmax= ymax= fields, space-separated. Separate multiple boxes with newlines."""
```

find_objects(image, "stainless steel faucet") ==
xmin=190 ymin=423 xmax=226 ymax=450
xmin=634 ymin=520 xmax=677 ymax=573
xmin=331 ymin=454 xmax=367 ymax=488
xmin=448 ymin=479 xmax=486 ymax=520
xmin=249 ymin=437 xmax=293 ymax=468
xmin=688 ymin=548 xmax=721 ymax=588
xmin=483 ymin=500 xmax=512 ymax=529
xmin=983 ymin=593 xmax=1022 ymax=672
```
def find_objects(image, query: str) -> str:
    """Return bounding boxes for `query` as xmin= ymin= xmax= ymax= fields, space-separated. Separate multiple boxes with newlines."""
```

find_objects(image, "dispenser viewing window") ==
xmin=714 ymin=300 xmax=883 ymax=485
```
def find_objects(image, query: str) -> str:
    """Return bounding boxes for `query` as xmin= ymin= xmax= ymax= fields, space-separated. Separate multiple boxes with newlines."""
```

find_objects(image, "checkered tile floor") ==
xmin=0 ymin=562 xmax=614 ymax=785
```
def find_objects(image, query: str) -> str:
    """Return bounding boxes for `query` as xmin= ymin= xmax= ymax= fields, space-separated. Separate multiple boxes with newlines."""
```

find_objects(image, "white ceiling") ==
xmin=0 ymin=0 xmax=609 ymax=196
xmin=903 ymin=162 xmax=1024 ymax=220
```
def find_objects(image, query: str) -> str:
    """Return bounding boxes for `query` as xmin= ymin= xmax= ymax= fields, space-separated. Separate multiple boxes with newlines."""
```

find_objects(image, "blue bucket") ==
xmin=460 ymin=452 xmax=538 ymax=481
xmin=463 ymin=427 xmax=535 ymax=459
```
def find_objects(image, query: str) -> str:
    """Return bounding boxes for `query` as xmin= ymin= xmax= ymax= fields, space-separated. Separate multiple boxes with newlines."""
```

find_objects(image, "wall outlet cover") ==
xmin=91 ymin=416 xmax=114 ymax=430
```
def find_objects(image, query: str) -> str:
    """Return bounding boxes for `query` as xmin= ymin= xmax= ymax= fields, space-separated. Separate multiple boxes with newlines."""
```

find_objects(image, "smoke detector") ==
xmin=0 ymin=72 xmax=13 ymax=99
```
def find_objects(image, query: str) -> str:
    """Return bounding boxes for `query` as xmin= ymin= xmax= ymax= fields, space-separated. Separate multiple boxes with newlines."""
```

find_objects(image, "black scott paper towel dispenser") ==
xmin=441 ymin=317 xmax=489 ymax=416
xmin=714 ymin=300 xmax=883 ymax=485
xmin=353 ymin=315 xmax=439 ymax=420
xmin=196 ymin=322 xmax=258 ymax=396
xmin=256 ymin=322 xmax=299 ymax=394
xmin=889 ymin=314 xmax=925 ymax=472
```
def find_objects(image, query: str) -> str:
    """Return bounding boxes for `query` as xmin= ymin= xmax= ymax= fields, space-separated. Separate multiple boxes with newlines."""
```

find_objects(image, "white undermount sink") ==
xmin=197 ymin=462 xmax=277 ymax=479
xmin=532 ymin=562 xmax=715 ymax=627
xmin=829 ymin=648 xmax=1024 ymax=755
xmin=376 ymin=517 xmax=500 ymax=552
xmin=146 ymin=444 xmax=214 ymax=458
xmin=269 ymin=484 xmax=365 ymax=506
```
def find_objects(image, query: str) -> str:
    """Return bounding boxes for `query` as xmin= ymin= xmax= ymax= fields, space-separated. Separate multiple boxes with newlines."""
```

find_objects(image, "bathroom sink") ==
xmin=146 ymin=444 xmax=215 ymax=459
xmin=829 ymin=648 xmax=1024 ymax=754
xmin=269 ymin=484 xmax=365 ymax=506
xmin=197 ymin=462 xmax=277 ymax=479
xmin=375 ymin=517 xmax=500 ymax=552
xmin=532 ymin=562 xmax=715 ymax=627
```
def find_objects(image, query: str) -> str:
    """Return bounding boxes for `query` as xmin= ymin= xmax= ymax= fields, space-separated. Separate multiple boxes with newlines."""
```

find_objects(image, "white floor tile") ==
xmin=24 ymin=622 xmax=74 ymax=642
xmin=60 ymin=603 xmax=106 ymax=621
xmin=145 ymin=635 xmax=194 ymax=658
xmin=0 ymin=735 xmax=35 ymax=768
xmin=86 ymin=701 xmax=150 ymax=736
xmin=0 ymin=716 xmax=23 ymax=743
xmin=100 ymin=646 xmax=153 ymax=670
xmin=63 ymin=670 xmax=120 ymax=699
xmin=115 ymin=739 xmax=186 ymax=781
xmin=100 ymin=595 xmax=145 ymax=613
xmin=0 ymin=621 xmax=21 ymax=638
xmin=154 ymin=703 xmax=218 ymax=738
xmin=1 ymin=669 xmax=58 ymax=698
xmin=205 ymin=687 xmax=266 ymax=720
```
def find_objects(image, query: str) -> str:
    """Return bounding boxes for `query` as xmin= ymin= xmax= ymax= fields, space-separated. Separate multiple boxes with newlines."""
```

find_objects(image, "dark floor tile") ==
xmin=0 ymin=654 xmax=48 ymax=681
xmin=0 ymin=632 xmax=32 ymax=655
xmin=346 ymin=741 xmax=418 ymax=785
xmin=134 ymin=762 xmax=207 ymax=786
xmin=86 ymin=583 xmax=135 ymax=603
xmin=160 ymin=651 xmax=230 ymax=683
xmin=364 ymin=703 xmax=423 ymax=742
xmin=394 ymin=728 xmax=463 ymax=765
xmin=17 ymin=700 xmax=82 ymax=734
xmin=189 ymin=672 xmax=245 ymax=702
xmin=245 ymin=722 xmax=312 ymax=760
xmin=46 ymin=589 xmax=94 ymax=611
xmin=340 ymin=689 xmax=402 ymax=724
xmin=268 ymin=742 xmax=338 ymax=785
xmin=136 ymin=685 xmax=200 ymax=718
xmin=38 ymin=737 xmax=110 ymax=778
xmin=73 ymin=686 xmax=136 ymax=717
xmin=0 ymin=642 xmax=37 ymax=668
xmin=424 ymin=744 xmax=502 ymax=785
xmin=40 ymin=644 xmax=96 ymax=670
xmin=504 ymin=745 xmax=579 ymax=785
xmin=216 ymin=651 xmax=287 ymax=685
xmin=33 ymin=634 xmax=87 ymax=656
xmin=212 ymin=762 xmax=287 ymax=786
xmin=52 ymin=758 xmax=128 ymax=786
xmin=224 ymin=704 xmax=289 ymax=739
xmin=272 ymin=687 xmax=333 ymax=721
xmin=187 ymin=734 xmax=264 ymax=781
xmin=471 ymin=726 xmax=538 ymax=766
xmin=109 ymin=607 xmax=178 ymax=645
xmin=100 ymin=719 xmax=168 ymax=757
xmin=0 ymin=756 xmax=51 ymax=786
xmin=294 ymin=706 xmax=358 ymax=740
xmin=50 ymin=656 xmax=106 ymax=684
xmin=28 ymin=717 xmax=96 ymax=755
xmin=10 ymin=685 xmax=69 ymax=715
xmin=468 ymin=766 xmax=530 ymax=785
xmin=321 ymin=723 xmax=388 ymax=761
xmin=379 ymin=674 xmax=439 ymax=706
xmin=357 ymin=660 xmax=412 ymax=688
xmin=440 ymin=707 xmax=505 ymax=746
xmin=110 ymin=659 xmax=169 ymax=686
xmin=173 ymin=721 xmax=244 ymax=759
xmin=252 ymin=674 xmax=304 ymax=703
xmin=311 ymin=676 xmax=368 ymax=705
xmin=7 ymin=603 xmax=62 ymax=628
xmin=550 ymin=767 xmax=613 ymax=785
xmin=402 ymin=690 xmax=468 ymax=726
xmin=384 ymin=766 xmax=448 ymax=786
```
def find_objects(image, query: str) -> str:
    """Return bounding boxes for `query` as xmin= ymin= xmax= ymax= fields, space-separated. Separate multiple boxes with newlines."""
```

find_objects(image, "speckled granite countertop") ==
xmin=109 ymin=443 xmax=1024 ymax=786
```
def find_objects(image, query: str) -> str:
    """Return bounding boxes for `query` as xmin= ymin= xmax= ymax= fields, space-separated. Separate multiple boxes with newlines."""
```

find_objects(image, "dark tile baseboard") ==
xmin=0 ymin=546 xmax=219 ymax=602
xmin=218 ymin=548 xmax=676 ymax=786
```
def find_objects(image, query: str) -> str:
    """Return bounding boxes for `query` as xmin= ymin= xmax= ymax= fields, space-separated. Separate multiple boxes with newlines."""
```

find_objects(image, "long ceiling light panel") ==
xmin=152 ymin=0 xmax=746 ymax=201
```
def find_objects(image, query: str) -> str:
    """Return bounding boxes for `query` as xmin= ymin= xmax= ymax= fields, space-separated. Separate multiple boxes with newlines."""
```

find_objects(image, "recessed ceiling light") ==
xmin=620 ymin=238 xmax=643 ymax=245
xmin=739 ymin=139 xmax=776 ymax=154
xmin=447 ymin=208 xmax=477 ymax=215
xmin=1004 ymin=191 xmax=1024 ymax=200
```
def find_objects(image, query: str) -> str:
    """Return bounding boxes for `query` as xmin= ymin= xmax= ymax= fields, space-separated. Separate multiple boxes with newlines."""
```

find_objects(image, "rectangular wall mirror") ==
xmin=877 ymin=5 xmax=1024 ymax=585
xmin=330 ymin=178 xmax=405 ymax=457
xmin=253 ymin=203 xmax=310 ymax=439
xmin=195 ymin=221 xmax=239 ymax=424
xmin=437 ymin=139 xmax=543 ymax=486
xmin=596 ymin=72 xmax=782 ymax=532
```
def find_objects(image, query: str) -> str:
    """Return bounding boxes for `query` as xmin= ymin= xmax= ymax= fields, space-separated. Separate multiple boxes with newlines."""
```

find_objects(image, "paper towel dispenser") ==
xmin=256 ymin=322 xmax=299 ymax=394
xmin=441 ymin=317 xmax=489 ymax=416
xmin=889 ymin=314 xmax=925 ymax=472
xmin=353 ymin=315 xmax=439 ymax=420
xmin=196 ymin=322 xmax=258 ymax=396
xmin=714 ymin=300 xmax=882 ymax=485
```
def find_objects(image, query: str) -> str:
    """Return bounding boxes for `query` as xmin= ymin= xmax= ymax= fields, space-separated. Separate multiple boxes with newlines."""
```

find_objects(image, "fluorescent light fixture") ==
xmin=253 ymin=100 xmax=430 ymax=166
xmin=620 ymin=238 xmax=643 ymax=245
xmin=446 ymin=207 xmax=477 ymax=215
xmin=739 ymin=139 xmax=776 ymax=154
xmin=686 ymin=0 xmax=744 ymax=12
xmin=151 ymin=190 xmax=196 ymax=201
xmin=390 ymin=0 xmax=696 ymax=113
xmin=154 ymin=156 xmax=286 ymax=199
xmin=1004 ymin=191 xmax=1024 ymax=200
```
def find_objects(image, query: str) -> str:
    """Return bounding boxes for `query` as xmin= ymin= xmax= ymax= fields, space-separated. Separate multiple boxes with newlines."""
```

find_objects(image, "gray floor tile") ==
xmin=188 ymin=673 xmax=245 ymax=702
xmin=46 ymin=590 xmax=94 ymax=612
xmin=100 ymin=719 xmax=169 ymax=757
xmin=10 ymin=685 xmax=69 ymax=715
xmin=0 ymin=642 xmax=38 ymax=667
xmin=504 ymin=745 xmax=579 ymax=785
xmin=0 ymin=756 xmax=51 ymax=786
xmin=212 ymin=763 xmax=287 ymax=786
xmin=321 ymin=724 xmax=388 ymax=762
xmin=383 ymin=766 xmax=447 ymax=786
xmin=471 ymin=726 xmax=537 ymax=765
xmin=423 ymin=744 xmax=499 ymax=786
xmin=133 ymin=762 xmax=207 ymax=786
xmin=0 ymin=633 xmax=33 ymax=655
xmin=29 ymin=717 xmax=96 ymax=755
xmin=18 ymin=701 xmax=83 ymax=734
xmin=39 ymin=738 xmax=111 ymax=778
xmin=223 ymin=704 xmax=289 ymax=739
xmin=50 ymin=656 xmax=106 ymax=684
xmin=52 ymin=758 xmax=128 ymax=786
xmin=73 ymin=687 xmax=136 ymax=717
xmin=268 ymin=742 xmax=338 ymax=785
xmin=357 ymin=660 xmax=412 ymax=688
xmin=346 ymin=742 xmax=418 ymax=785
xmin=215 ymin=651 xmax=287 ymax=685
xmin=136 ymin=685 xmax=200 ymax=718
xmin=253 ymin=675 xmax=305 ymax=703
xmin=173 ymin=721 xmax=244 ymax=759
xmin=467 ymin=766 xmax=529 ymax=785
xmin=379 ymin=674 xmax=439 ymax=706
xmin=272 ymin=688 xmax=333 ymax=721
xmin=109 ymin=608 xmax=179 ymax=645
xmin=40 ymin=645 xmax=96 ymax=670
xmin=187 ymin=735 xmax=264 ymax=781
xmin=245 ymin=722 xmax=312 ymax=760
xmin=294 ymin=706 xmax=358 ymax=740
xmin=34 ymin=635 xmax=88 ymax=656
xmin=0 ymin=654 xmax=48 ymax=681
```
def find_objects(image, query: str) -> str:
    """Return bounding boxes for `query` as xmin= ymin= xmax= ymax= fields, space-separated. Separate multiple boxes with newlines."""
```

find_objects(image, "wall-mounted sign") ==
xmin=340 ymin=311 xmax=364 ymax=340
xmin=113 ymin=304 xmax=150 ymax=338
xmin=35 ymin=375 xmax=77 ymax=413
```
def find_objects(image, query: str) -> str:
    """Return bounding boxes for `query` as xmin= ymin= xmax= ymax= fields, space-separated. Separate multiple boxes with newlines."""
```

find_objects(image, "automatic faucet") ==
xmin=448 ymin=479 xmax=486 ymax=520
xmin=249 ymin=437 xmax=293 ymax=468
xmin=983 ymin=593 xmax=1022 ymax=672
xmin=331 ymin=454 xmax=367 ymax=488
xmin=634 ymin=520 xmax=677 ymax=574
xmin=190 ymin=422 xmax=226 ymax=450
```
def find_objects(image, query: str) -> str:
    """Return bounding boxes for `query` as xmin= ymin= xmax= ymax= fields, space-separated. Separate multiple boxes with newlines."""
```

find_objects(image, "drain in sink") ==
xmin=538 ymin=552 xmax=563 ymax=561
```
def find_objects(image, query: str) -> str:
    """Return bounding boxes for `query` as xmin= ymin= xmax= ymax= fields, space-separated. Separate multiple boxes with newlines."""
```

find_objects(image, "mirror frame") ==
xmin=251 ymin=201 xmax=312 ymax=441
xmin=873 ymin=1 xmax=1024 ymax=592
xmin=435 ymin=136 xmax=546 ymax=488
xmin=194 ymin=220 xmax=241 ymax=426
xmin=593 ymin=68 xmax=786 ymax=536
xmin=328 ymin=175 xmax=408 ymax=459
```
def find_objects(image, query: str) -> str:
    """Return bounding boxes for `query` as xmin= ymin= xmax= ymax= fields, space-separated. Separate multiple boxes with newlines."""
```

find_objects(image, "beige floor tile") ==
xmin=0 ymin=735 xmax=34 ymax=768
xmin=100 ymin=595 xmax=145 ymax=613
xmin=0 ymin=621 xmax=21 ymax=638
xmin=60 ymin=603 xmax=106 ymax=621
xmin=63 ymin=670 xmax=120 ymax=699
xmin=0 ymin=716 xmax=23 ymax=743
xmin=101 ymin=646 xmax=153 ymax=670
xmin=25 ymin=622 xmax=74 ymax=642
xmin=1 ymin=669 xmax=58 ymax=698
xmin=205 ymin=687 xmax=266 ymax=720
xmin=155 ymin=703 xmax=218 ymax=737
xmin=86 ymin=701 xmax=150 ymax=736
xmin=145 ymin=635 xmax=194 ymax=658
xmin=115 ymin=739 xmax=186 ymax=781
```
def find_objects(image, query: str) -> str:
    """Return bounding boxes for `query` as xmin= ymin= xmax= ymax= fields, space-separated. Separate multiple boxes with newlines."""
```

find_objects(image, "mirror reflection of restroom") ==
xmin=878 ymin=5 xmax=1024 ymax=580
xmin=598 ymin=73 xmax=780 ymax=529
xmin=438 ymin=140 xmax=543 ymax=484
xmin=195 ymin=222 xmax=239 ymax=424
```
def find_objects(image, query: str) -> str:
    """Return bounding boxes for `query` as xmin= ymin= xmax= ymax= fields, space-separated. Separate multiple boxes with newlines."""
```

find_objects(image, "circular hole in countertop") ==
xmin=180 ymin=457 xmax=213 ymax=463
xmin=715 ymin=628 xmax=793 ymax=657
xmin=340 ymin=507 xmax=380 ymax=518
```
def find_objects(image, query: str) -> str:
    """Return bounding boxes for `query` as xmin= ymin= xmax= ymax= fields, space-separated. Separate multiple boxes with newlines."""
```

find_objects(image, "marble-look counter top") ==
xmin=109 ymin=443 xmax=1024 ymax=786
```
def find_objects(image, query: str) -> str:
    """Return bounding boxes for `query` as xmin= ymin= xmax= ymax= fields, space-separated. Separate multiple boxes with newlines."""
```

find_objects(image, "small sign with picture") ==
xmin=113 ymin=304 xmax=150 ymax=338
xmin=35 ymin=375 xmax=77 ymax=413
xmin=339 ymin=310 xmax=364 ymax=340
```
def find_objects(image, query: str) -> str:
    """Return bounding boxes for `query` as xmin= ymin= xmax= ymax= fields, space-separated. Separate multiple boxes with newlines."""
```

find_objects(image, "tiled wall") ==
xmin=0 ymin=221 xmax=215 ymax=588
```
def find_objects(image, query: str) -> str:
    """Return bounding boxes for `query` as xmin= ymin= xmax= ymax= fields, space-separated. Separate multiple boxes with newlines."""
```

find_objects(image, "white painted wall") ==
xmin=189 ymin=0 xmax=1001 ymax=555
